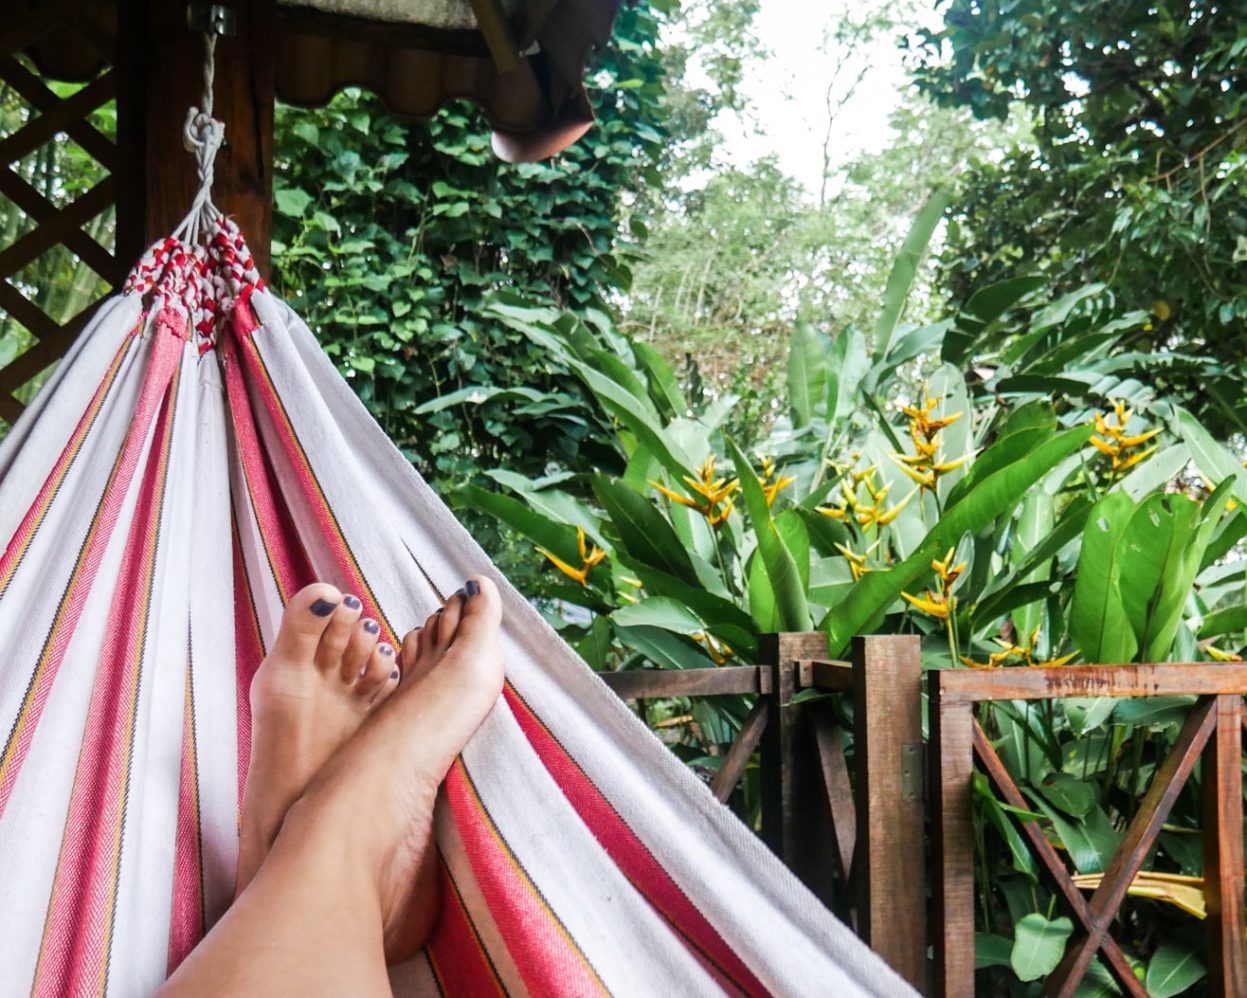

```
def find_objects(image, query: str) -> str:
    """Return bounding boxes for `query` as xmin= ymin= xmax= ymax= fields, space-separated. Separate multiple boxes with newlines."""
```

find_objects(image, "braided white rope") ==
xmin=172 ymin=33 xmax=224 ymax=246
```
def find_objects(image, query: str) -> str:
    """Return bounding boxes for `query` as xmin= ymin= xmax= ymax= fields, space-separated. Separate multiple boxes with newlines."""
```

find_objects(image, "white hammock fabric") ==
xmin=0 ymin=221 xmax=912 ymax=997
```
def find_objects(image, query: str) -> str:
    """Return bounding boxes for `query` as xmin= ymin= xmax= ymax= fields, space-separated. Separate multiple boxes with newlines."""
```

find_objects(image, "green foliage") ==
xmin=913 ymin=0 xmax=1247 ymax=433
xmin=466 ymin=202 xmax=1246 ymax=991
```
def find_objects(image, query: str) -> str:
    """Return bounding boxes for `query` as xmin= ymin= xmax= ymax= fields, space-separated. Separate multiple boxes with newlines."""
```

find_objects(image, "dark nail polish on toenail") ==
xmin=465 ymin=579 xmax=480 ymax=597
xmin=309 ymin=599 xmax=338 ymax=617
xmin=343 ymin=595 xmax=361 ymax=610
xmin=436 ymin=607 xmax=444 ymax=615
xmin=390 ymin=669 xmax=400 ymax=680
xmin=364 ymin=620 xmax=380 ymax=634
xmin=380 ymin=643 xmax=394 ymax=656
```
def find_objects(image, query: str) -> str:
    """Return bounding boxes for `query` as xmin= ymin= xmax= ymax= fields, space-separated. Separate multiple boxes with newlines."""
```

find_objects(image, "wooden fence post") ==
xmin=929 ymin=673 xmax=975 ymax=998
xmin=1202 ymin=693 xmax=1247 ymax=995
xmin=759 ymin=631 xmax=836 ymax=904
xmin=852 ymin=634 xmax=927 ymax=992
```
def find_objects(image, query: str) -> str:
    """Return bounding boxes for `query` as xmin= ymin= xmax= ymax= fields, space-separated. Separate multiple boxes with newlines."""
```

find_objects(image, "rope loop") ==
xmin=172 ymin=33 xmax=224 ymax=247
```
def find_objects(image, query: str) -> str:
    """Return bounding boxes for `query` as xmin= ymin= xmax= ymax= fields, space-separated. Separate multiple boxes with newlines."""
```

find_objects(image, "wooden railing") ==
xmin=603 ymin=637 xmax=1247 ymax=997
xmin=931 ymin=662 xmax=1247 ymax=997
xmin=600 ymin=633 xmax=928 ymax=993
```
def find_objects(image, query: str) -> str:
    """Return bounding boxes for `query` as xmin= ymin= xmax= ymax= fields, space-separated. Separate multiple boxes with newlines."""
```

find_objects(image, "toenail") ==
xmin=364 ymin=620 xmax=380 ymax=634
xmin=435 ymin=607 xmax=444 ymax=615
xmin=309 ymin=598 xmax=338 ymax=617
xmin=343 ymin=595 xmax=361 ymax=610
xmin=465 ymin=579 xmax=480 ymax=597
xmin=379 ymin=643 xmax=394 ymax=656
xmin=390 ymin=669 xmax=400 ymax=680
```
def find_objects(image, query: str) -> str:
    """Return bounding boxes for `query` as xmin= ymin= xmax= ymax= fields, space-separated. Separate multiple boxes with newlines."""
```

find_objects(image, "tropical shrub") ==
xmin=449 ymin=197 xmax=1247 ymax=993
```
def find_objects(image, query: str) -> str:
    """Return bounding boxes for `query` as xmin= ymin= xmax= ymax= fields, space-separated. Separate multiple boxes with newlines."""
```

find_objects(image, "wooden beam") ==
xmin=760 ymin=631 xmax=836 ymax=904
xmin=930 ymin=673 xmax=975 ymax=998
xmin=798 ymin=658 xmax=852 ymax=692
xmin=937 ymin=661 xmax=1247 ymax=703
xmin=116 ymin=0 xmax=275 ymax=276
xmin=1201 ymin=694 xmax=1247 ymax=996
xmin=598 ymin=666 xmax=765 ymax=700
xmin=852 ymin=635 xmax=926 ymax=992
xmin=709 ymin=698 xmax=768 ymax=803
xmin=811 ymin=713 xmax=855 ymax=887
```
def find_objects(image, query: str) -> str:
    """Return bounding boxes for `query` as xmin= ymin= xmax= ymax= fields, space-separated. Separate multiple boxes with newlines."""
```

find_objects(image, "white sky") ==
xmin=710 ymin=0 xmax=940 ymax=195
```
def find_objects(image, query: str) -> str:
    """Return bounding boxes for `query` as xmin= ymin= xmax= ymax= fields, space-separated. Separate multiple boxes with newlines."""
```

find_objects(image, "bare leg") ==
xmin=162 ymin=578 xmax=504 ymax=997
xmin=237 ymin=582 xmax=401 ymax=894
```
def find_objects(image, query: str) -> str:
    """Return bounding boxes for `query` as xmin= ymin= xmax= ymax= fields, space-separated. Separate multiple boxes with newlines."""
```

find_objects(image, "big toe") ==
xmin=270 ymin=582 xmax=343 ymax=662
xmin=456 ymin=577 xmax=502 ymax=635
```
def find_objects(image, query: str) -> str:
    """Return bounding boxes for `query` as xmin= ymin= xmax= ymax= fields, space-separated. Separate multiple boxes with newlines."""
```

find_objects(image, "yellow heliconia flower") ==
xmin=539 ymin=526 xmax=606 ymax=587
xmin=931 ymin=548 xmax=967 ymax=588
xmin=692 ymin=630 xmax=735 ymax=665
xmin=651 ymin=455 xmax=739 ymax=528
xmin=890 ymin=386 xmax=968 ymax=493
xmin=1207 ymin=645 xmax=1243 ymax=662
xmin=763 ymin=473 xmax=797 ymax=508
xmin=834 ymin=541 xmax=876 ymax=581
xmin=1091 ymin=401 xmax=1160 ymax=478
xmin=902 ymin=589 xmax=951 ymax=620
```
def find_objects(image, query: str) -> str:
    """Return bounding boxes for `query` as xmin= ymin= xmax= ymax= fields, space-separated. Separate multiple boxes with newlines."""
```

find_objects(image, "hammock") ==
xmin=0 ymin=44 xmax=913 ymax=998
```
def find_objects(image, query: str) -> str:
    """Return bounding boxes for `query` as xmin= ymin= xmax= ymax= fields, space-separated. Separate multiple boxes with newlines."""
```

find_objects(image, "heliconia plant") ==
xmin=447 ymin=194 xmax=1246 ymax=993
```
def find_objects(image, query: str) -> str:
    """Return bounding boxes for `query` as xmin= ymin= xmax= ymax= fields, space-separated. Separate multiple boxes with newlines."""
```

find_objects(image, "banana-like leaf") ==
xmin=787 ymin=321 xmax=826 ymax=429
xmin=872 ymin=188 xmax=950 ymax=364
xmin=825 ymin=325 xmax=868 ymax=428
xmin=1010 ymin=490 xmax=1054 ymax=646
xmin=942 ymin=274 xmax=1046 ymax=367
xmin=1176 ymin=405 xmax=1247 ymax=504
xmin=454 ymin=485 xmax=581 ymax=564
xmin=1070 ymin=491 xmax=1139 ymax=664
xmin=824 ymin=425 xmax=1093 ymax=655
xmin=727 ymin=437 xmax=812 ymax=632
xmin=632 ymin=340 xmax=687 ymax=420
xmin=592 ymin=475 xmax=699 ymax=586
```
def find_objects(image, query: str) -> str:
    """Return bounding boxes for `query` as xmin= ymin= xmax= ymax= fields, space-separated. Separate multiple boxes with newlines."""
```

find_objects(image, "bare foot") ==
xmin=280 ymin=576 xmax=504 ymax=961
xmin=236 ymin=583 xmax=401 ymax=895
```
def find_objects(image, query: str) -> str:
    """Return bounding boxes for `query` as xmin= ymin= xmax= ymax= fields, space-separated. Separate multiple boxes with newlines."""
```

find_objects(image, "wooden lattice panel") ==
xmin=0 ymin=0 xmax=120 ymax=427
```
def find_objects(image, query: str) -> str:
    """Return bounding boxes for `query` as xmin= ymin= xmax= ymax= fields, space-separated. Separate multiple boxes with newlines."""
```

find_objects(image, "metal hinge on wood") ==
xmin=187 ymin=4 xmax=237 ymax=36
xmin=901 ymin=742 xmax=925 ymax=802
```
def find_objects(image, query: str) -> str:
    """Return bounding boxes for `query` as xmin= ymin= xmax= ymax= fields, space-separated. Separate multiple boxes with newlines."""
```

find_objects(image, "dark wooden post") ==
xmin=759 ymin=631 xmax=835 ymax=903
xmin=116 ymin=0 xmax=275 ymax=276
xmin=1202 ymin=693 xmax=1247 ymax=995
xmin=852 ymin=635 xmax=927 ymax=992
xmin=929 ymin=673 xmax=975 ymax=998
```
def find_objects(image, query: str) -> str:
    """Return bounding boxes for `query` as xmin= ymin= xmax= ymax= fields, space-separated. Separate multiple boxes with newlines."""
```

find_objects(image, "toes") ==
xmin=338 ymin=616 xmax=381 ymax=684
xmin=433 ymin=591 xmax=466 ymax=652
xmin=270 ymin=583 xmax=343 ymax=662
xmin=355 ymin=641 xmax=398 ymax=700
xmin=457 ymin=577 xmax=502 ymax=634
xmin=313 ymin=594 xmax=363 ymax=673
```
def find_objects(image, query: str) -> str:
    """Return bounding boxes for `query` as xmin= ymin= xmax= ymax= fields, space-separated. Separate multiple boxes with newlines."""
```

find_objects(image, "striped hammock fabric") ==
xmin=0 ymin=221 xmax=911 ymax=997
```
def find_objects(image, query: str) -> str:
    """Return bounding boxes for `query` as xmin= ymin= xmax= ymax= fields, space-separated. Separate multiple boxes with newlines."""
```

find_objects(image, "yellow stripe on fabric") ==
xmin=458 ymin=760 xmax=610 ymax=996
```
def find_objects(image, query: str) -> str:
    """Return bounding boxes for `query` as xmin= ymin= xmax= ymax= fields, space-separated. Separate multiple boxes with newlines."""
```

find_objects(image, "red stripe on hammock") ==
xmin=228 ymin=295 xmax=396 ymax=642
xmin=0 ymin=330 xmax=134 ymax=599
xmin=504 ymin=686 xmax=769 ymax=997
xmin=444 ymin=760 xmax=607 ymax=997
xmin=0 ymin=316 xmax=182 ymax=820
xmin=230 ymin=518 xmax=266 ymax=812
xmin=426 ymin=858 xmax=506 ymax=996
xmin=33 ymin=346 xmax=182 ymax=997
xmin=220 ymin=305 xmax=314 ymax=604
xmin=167 ymin=657 xmax=204 ymax=976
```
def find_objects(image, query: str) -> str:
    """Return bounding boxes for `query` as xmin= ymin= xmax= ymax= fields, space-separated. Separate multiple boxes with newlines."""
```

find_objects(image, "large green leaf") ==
xmin=872 ymin=188 xmax=950 ymax=364
xmin=1070 ymin=491 xmax=1139 ymax=664
xmin=1145 ymin=943 xmax=1206 ymax=998
xmin=454 ymin=485 xmax=579 ymax=563
xmin=592 ymin=476 xmax=698 ymax=586
xmin=632 ymin=340 xmax=687 ymax=419
xmin=943 ymin=274 xmax=1047 ymax=366
xmin=1010 ymin=490 xmax=1054 ymax=645
xmin=727 ymin=438 xmax=811 ymax=631
xmin=824 ymin=425 xmax=1093 ymax=655
xmin=611 ymin=597 xmax=705 ymax=635
xmin=787 ymin=321 xmax=826 ymax=429
xmin=825 ymin=325 xmax=868 ymax=427
xmin=1176 ymin=405 xmax=1247 ymax=504
xmin=1010 ymin=913 xmax=1073 ymax=982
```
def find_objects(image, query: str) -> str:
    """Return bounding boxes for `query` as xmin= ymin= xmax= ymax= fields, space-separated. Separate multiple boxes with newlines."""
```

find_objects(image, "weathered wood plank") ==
xmin=798 ymin=658 xmax=852 ymax=692
xmin=1201 ymin=694 xmax=1247 ymax=997
xmin=599 ymin=666 xmax=764 ymax=700
xmin=930 ymin=675 xmax=975 ymax=998
xmin=811 ymin=712 xmax=855 ymax=885
xmin=709 ymin=698 xmax=768 ymax=803
xmin=1044 ymin=699 xmax=1217 ymax=996
xmin=939 ymin=662 xmax=1247 ymax=703
xmin=853 ymin=635 xmax=926 ymax=992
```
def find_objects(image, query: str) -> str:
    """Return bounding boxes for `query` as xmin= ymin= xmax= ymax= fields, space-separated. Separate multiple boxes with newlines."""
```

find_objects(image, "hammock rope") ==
xmin=0 ymin=25 xmax=915 ymax=997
